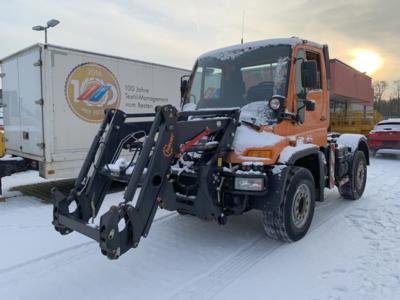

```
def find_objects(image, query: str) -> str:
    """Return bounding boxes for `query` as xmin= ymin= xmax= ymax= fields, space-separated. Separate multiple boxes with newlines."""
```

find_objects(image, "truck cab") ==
xmin=182 ymin=38 xmax=331 ymax=164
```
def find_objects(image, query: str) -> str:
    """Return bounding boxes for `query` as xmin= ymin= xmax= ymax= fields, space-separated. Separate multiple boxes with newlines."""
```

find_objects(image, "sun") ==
xmin=349 ymin=49 xmax=383 ymax=75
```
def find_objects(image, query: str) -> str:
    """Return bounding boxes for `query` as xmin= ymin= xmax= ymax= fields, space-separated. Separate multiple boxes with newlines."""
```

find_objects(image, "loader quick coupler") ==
xmin=52 ymin=105 xmax=240 ymax=258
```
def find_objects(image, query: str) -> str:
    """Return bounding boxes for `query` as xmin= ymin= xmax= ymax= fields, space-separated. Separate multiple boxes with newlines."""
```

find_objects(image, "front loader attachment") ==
xmin=52 ymin=105 xmax=240 ymax=259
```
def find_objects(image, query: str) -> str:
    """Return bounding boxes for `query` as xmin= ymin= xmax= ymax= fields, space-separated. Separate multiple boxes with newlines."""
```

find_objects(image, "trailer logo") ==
xmin=65 ymin=63 xmax=121 ymax=123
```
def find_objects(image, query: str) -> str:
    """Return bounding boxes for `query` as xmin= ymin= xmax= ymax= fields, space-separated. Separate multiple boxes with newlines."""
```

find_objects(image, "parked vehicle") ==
xmin=368 ymin=118 xmax=400 ymax=156
xmin=52 ymin=38 xmax=369 ymax=259
xmin=0 ymin=44 xmax=189 ymax=190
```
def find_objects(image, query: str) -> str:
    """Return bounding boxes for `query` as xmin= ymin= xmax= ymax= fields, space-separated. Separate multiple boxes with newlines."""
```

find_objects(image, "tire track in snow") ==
xmin=0 ymin=211 xmax=177 ymax=277
xmin=168 ymin=196 xmax=349 ymax=300
xmin=169 ymin=161 xmax=400 ymax=300
xmin=318 ymin=167 xmax=400 ymax=299
xmin=0 ymin=241 xmax=94 ymax=276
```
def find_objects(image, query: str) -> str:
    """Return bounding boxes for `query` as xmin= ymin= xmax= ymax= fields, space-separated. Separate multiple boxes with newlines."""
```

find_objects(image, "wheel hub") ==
xmin=356 ymin=160 xmax=366 ymax=190
xmin=292 ymin=184 xmax=311 ymax=228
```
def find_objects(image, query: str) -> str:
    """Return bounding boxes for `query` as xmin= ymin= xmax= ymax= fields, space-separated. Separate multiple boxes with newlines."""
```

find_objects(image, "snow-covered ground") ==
xmin=1 ymin=151 xmax=400 ymax=300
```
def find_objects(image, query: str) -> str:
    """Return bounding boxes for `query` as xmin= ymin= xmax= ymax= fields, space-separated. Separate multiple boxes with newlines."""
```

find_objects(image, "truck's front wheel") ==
xmin=263 ymin=167 xmax=316 ymax=242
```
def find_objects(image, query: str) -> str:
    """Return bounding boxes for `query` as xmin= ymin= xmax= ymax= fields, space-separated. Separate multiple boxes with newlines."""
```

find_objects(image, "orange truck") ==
xmin=52 ymin=38 xmax=369 ymax=259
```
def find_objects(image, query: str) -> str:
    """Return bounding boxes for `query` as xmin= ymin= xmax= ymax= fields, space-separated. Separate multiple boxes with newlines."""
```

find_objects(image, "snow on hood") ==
xmin=239 ymin=101 xmax=277 ymax=126
xmin=232 ymin=124 xmax=284 ymax=155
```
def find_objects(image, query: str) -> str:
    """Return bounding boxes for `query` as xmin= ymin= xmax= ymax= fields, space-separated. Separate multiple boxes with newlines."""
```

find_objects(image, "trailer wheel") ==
xmin=339 ymin=150 xmax=367 ymax=200
xmin=262 ymin=167 xmax=316 ymax=242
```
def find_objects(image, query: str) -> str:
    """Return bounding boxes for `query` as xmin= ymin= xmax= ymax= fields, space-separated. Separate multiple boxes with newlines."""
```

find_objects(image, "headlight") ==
xmin=234 ymin=177 xmax=265 ymax=191
xmin=269 ymin=98 xmax=281 ymax=110
xmin=268 ymin=95 xmax=286 ymax=111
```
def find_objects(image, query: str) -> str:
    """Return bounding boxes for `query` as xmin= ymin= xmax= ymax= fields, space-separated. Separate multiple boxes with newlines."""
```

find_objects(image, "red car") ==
xmin=368 ymin=118 xmax=400 ymax=156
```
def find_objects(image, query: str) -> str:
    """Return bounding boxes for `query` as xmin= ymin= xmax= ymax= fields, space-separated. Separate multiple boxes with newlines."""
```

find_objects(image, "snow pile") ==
xmin=104 ymin=158 xmax=140 ymax=175
xmin=278 ymin=143 xmax=318 ymax=163
xmin=271 ymin=165 xmax=287 ymax=175
xmin=105 ymin=158 xmax=129 ymax=173
xmin=171 ymin=157 xmax=195 ymax=175
xmin=232 ymin=125 xmax=284 ymax=155
xmin=235 ymin=169 xmax=264 ymax=175
xmin=0 ymin=154 xmax=24 ymax=161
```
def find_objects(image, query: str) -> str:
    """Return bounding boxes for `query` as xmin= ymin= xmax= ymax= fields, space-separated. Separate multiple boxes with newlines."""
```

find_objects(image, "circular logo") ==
xmin=65 ymin=63 xmax=121 ymax=123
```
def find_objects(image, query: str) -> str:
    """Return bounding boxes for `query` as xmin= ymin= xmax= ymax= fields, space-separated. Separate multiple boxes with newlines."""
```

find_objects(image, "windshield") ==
xmin=184 ymin=45 xmax=291 ymax=112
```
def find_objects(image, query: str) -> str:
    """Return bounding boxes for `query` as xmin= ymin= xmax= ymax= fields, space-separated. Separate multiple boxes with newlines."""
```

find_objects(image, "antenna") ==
xmin=241 ymin=10 xmax=245 ymax=44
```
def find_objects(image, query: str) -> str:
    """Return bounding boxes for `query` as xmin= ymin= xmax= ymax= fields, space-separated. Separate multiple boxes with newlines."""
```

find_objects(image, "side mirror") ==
xmin=301 ymin=60 xmax=318 ymax=89
xmin=180 ymin=75 xmax=189 ymax=100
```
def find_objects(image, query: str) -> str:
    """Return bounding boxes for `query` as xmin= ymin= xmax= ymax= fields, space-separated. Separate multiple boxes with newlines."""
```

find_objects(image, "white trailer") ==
xmin=0 ymin=44 xmax=189 ymax=179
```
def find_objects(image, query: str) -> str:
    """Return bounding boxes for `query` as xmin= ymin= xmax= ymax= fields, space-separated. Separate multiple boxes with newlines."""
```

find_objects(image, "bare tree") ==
xmin=373 ymin=80 xmax=388 ymax=103
xmin=392 ymin=80 xmax=400 ymax=100
xmin=393 ymin=80 xmax=400 ymax=115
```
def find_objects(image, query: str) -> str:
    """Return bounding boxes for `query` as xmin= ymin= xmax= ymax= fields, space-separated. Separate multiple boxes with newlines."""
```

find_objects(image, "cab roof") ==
xmin=199 ymin=37 xmax=323 ymax=60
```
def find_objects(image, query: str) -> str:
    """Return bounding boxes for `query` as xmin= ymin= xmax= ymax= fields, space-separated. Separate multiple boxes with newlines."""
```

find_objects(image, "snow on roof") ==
xmin=232 ymin=124 xmax=284 ymax=155
xmin=378 ymin=118 xmax=400 ymax=124
xmin=199 ymin=38 xmax=322 ymax=60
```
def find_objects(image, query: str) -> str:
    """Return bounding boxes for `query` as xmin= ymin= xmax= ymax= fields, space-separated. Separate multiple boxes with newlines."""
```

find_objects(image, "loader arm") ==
xmin=52 ymin=105 xmax=240 ymax=259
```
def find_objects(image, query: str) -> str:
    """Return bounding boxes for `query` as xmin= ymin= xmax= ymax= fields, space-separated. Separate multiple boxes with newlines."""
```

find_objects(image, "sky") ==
xmin=0 ymin=0 xmax=399 ymax=83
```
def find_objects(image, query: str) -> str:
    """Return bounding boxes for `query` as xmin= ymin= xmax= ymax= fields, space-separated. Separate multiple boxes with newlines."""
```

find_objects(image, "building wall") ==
xmin=330 ymin=59 xmax=374 ymax=106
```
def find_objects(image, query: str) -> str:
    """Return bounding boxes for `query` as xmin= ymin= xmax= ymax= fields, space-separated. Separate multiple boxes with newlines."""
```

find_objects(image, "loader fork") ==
xmin=52 ymin=105 xmax=239 ymax=259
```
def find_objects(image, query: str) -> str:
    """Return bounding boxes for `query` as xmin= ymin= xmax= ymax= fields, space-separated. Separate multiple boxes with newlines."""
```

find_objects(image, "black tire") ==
xmin=262 ymin=167 xmax=316 ymax=242
xmin=370 ymin=149 xmax=377 ymax=157
xmin=339 ymin=150 xmax=367 ymax=200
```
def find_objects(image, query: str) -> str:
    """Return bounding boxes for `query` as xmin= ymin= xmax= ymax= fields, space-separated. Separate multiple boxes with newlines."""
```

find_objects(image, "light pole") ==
xmin=32 ymin=19 xmax=60 ymax=44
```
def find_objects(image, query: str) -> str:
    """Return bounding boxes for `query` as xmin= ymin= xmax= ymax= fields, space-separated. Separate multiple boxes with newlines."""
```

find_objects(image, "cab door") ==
xmin=294 ymin=49 xmax=327 ymax=124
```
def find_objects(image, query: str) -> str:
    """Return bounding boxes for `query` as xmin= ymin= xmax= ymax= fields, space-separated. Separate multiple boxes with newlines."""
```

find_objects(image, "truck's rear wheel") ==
xmin=339 ymin=150 xmax=367 ymax=200
xmin=262 ymin=167 xmax=316 ymax=242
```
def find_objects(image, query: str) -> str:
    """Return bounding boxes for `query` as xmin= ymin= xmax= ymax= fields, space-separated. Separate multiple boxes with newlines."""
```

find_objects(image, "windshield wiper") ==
xmin=241 ymin=119 xmax=261 ymax=131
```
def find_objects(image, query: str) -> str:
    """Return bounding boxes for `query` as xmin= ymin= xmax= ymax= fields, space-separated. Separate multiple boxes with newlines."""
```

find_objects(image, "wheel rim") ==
xmin=291 ymin=183 xmax=311 ymax=229
xmin=355 ymin=160 xmax=366 ymax=191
